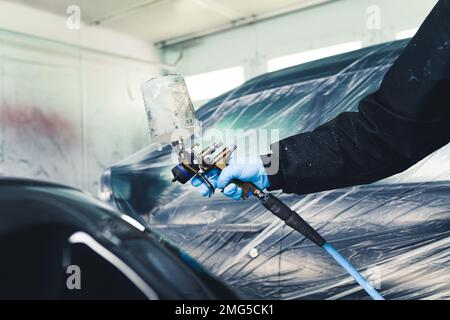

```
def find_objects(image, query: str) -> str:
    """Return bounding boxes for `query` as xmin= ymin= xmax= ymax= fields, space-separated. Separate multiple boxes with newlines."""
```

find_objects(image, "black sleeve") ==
xmin=263 ymin=0 xmax=450 ymax=195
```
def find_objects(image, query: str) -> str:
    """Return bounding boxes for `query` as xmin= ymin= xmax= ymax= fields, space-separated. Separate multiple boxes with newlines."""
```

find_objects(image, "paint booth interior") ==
xmin=0 ymin=0 xmax=448 ymax=300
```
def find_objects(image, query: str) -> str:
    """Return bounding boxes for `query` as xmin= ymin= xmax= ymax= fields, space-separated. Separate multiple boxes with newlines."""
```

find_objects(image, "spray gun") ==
xmin=142 ymin=74 xmax=385 ymax=300
xmin=170 ymin=140 xmax=327 ymax=247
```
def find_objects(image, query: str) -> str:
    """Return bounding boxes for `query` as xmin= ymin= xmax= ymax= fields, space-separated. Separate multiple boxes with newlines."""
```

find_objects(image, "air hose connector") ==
xmin=256 ymin=191 xmax=326 ymax=247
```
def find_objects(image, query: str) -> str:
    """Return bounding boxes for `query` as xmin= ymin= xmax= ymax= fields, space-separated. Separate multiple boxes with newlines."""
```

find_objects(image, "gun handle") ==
xmin=232 ymin=180 xmax=259 ymax=200
xmin=214 ymin=153 xmax=259 ymax=200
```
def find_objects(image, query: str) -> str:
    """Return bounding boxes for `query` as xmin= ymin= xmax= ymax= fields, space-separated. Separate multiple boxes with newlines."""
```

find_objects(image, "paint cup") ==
xmin=141 ymin=74 xmax=197 ymax=145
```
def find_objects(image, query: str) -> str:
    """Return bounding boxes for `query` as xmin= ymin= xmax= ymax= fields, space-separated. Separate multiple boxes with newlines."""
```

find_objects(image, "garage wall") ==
xmin=0 ymin=3 xmax=161 ymax=194
xmin=163 ymin=0 xmax=438 ymax=79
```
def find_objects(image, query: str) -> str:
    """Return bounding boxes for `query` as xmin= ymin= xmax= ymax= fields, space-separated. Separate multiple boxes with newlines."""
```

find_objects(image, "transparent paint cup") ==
xmin=141 ymin=74 xmax=196 ymax=145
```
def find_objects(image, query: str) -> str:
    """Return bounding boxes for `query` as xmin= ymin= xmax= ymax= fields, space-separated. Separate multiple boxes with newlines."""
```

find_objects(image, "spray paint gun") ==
xmin=170 ymin=140 xmax=327 ymax=247
xmin=142 ymin=74 xmax=385 ymax=300
xmin=171 ymin=142 xmax=253 ymax=197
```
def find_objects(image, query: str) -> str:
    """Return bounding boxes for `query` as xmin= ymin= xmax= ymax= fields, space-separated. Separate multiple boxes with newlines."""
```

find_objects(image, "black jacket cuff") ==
xmin=260 ymin=153 xmax=285 ymax=191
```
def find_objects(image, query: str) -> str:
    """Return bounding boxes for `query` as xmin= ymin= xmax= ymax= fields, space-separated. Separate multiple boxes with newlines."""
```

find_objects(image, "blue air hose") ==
xmin=322 ymin=243 xmax=384 ymax=300
xmin=256 ymin=191 xmax=385 ymax=300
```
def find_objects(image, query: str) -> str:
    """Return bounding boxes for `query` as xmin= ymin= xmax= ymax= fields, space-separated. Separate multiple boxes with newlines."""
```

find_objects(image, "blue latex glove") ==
xmin=191 ymin=155 xmax=269 ymax=200
xmin=191 ymin=168 xmax=220 ymax=197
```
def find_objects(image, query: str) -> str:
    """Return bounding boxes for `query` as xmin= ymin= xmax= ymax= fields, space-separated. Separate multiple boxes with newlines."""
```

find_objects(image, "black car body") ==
xmin=0 ymin=178 xmax=237 ymax=299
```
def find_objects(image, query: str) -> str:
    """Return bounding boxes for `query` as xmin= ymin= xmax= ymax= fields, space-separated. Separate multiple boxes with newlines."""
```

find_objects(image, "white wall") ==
xmin=0 ymin=1 xmax=162 ymax=194
xmin=163 ymin=0 xmax=437 ymax=80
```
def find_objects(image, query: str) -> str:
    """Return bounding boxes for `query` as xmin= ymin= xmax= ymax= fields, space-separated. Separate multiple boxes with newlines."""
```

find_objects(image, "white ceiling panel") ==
xmin=6 ymin=0 xmax=148 ymax=22
xmin=102 ymin=0 xmax=231 ymax=42
xmin=6 ymin=0 xmax=333 ymax=42
xmin=218 ymin=0 xmax=316 ymax=16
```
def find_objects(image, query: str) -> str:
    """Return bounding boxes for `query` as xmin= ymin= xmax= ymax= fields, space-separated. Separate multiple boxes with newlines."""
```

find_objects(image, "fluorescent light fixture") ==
xmin=185 ymin=66 xmax=245 ymax=102
xmin=395 ymin=27 xmax=419 ymax=40
xmin=268 ymin=41 xmax=363 ymax=72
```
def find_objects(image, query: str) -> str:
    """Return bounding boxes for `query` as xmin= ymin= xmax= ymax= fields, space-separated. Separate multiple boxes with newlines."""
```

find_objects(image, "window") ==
xmin=395 ymin=27 xmax=419 ymax=40
xmin=185 ymin=66 xmax=245 ymax=102
xmin=267 ymin=41 xmax=362 ymax=72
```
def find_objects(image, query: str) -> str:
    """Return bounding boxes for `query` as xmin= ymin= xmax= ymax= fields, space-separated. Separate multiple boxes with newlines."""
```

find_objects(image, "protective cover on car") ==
xmin=104 ymin=39 xmax=450 ymax=300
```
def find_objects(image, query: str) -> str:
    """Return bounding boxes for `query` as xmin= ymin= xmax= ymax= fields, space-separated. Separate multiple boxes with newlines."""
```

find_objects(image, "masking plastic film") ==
xmin=105 ymin=40 xmax=450 ymax=300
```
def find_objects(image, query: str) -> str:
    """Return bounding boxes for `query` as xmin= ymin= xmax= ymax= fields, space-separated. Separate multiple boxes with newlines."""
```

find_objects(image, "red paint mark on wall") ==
xmin=0 ymin=106 xmax=77 ymax=145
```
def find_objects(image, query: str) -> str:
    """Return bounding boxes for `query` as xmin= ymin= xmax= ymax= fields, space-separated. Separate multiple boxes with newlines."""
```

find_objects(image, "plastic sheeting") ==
xmin=105 ymin=40 xmax=450 ymax=300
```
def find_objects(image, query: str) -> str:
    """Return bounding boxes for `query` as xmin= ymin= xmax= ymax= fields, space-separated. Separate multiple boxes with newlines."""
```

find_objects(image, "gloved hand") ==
xmin=191 ymin=168 xmax=220 ymax=197
xmin=191 ymin=155 xmax=269 ymax=200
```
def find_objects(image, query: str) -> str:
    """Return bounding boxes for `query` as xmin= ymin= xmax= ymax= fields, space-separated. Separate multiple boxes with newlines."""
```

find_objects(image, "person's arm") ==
xmin=264 ymin=0 xmax=450 ymax=195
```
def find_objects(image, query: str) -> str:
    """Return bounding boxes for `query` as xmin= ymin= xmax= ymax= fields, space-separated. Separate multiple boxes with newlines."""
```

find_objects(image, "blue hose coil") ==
xmin=322 ymin=243 xmax=385 ymax=300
